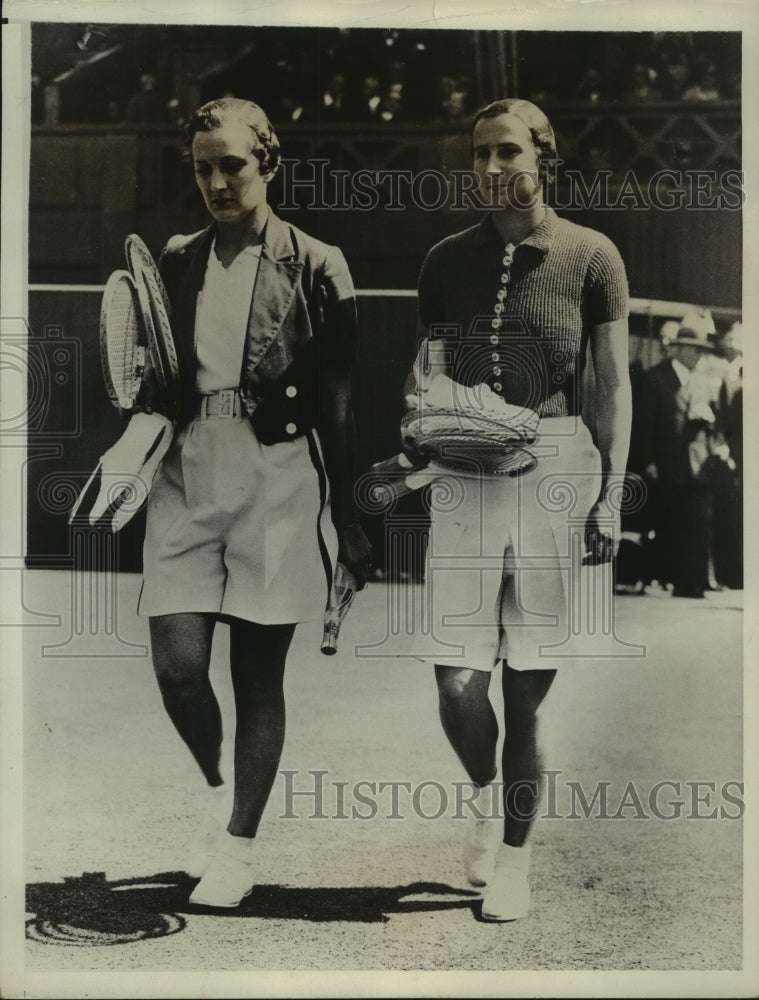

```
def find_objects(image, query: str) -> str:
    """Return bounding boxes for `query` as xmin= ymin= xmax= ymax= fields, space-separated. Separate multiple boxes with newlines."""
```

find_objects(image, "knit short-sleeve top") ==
xmin=417 ymin=207 xmax=629 ymax=417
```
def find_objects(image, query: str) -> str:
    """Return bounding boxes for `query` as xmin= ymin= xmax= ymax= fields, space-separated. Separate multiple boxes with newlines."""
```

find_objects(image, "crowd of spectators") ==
xmin=618 ymin=313 xmax=743 ymax=598
xmin=32 ymin=27 xmax=740 ymax=127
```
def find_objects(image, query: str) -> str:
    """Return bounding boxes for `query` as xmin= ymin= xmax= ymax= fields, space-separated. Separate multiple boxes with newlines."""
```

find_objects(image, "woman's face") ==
xmin=472 ymin=112 xmax=543 ymax=210
xmin=191 ymin=118 xmax=271 ymax=224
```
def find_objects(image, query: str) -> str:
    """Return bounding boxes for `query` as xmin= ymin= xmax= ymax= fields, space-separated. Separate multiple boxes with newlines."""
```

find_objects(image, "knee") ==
xmin=236 ymin=671 xmax=285 ymax=705
xmin=152 ymin=651 xmax=208 ymax=697
xmin=435 ymin=665 xmax=488 ymax=705
xmin=502 ymin=666 xmax=555 ymax=720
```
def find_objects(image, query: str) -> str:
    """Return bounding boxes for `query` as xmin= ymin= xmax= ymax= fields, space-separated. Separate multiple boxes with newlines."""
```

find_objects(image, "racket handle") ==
xmin=320 ymin=563 xmax=357 ymax=655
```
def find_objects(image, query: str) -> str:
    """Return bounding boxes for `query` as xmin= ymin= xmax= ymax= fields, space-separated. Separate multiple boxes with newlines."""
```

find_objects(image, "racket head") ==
xmin=125 ymin=234 xmax=180 ymax=414
xmin=99 ymin=269 xmax=146 ymax=410
xmin=124 ymin=233 xmax=171 ymax=314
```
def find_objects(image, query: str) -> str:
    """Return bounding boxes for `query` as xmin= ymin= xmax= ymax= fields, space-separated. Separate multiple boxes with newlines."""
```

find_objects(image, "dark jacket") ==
xmin=634 ymin=359 xmax=692 ymax=486
xmin=158 ymin=211 xmax=358 ymax=444
xmin=717 ymin=376 xmax=743 ymax=475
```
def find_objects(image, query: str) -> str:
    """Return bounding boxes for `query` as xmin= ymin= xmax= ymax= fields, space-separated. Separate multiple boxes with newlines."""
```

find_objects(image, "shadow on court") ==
xmin=26 ymin=871 xmax=481 ymax=945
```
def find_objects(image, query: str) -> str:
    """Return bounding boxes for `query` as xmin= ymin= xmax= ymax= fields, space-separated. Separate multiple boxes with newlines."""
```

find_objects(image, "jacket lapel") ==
xmin=244 ymin=212 xmax=305 ymax=369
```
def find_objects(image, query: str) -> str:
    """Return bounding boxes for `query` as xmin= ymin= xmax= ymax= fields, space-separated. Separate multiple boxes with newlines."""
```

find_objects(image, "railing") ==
xmin=29 ymin=104 xmax=743 ymax=301
xmin=31 ymin=100 xmax=741 ymax=203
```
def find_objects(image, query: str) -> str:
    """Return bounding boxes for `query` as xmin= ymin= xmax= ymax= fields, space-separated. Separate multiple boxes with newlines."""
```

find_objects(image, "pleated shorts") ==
xmin=422 ymin=416 xmax=606 ymax=672
xmin=138 ymin=413 xmax=337 ymax=625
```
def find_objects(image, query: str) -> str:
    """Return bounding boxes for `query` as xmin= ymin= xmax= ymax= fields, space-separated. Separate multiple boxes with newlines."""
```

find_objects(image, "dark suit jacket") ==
xmin=717 ymin=378 xmax=743 ymax=474
xmin=158 ymin=211 xmax=358 ymax=444
xmin=634 ymin=359 xmax=692 ymax=486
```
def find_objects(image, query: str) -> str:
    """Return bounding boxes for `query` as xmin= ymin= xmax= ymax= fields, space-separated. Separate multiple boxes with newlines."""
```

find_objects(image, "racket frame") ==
xmin=99 ymin=268 xmax=146 ymax=411
xmin=125 ymin=234 xmax=180 ymax=414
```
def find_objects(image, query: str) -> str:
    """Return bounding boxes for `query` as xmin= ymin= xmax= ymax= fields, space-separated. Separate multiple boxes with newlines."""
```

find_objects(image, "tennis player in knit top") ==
xmin=410 ymin=99 xmax=632 ymax=920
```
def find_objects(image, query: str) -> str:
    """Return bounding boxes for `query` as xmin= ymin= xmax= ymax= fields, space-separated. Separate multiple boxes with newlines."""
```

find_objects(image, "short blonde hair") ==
xmin=186 ymin=97 xmax=281 ymax=176
xmin=472 ymin=99 xmax=558 ymax=171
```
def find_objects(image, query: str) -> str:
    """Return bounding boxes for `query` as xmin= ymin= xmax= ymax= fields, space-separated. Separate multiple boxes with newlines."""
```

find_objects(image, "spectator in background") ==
xmin=436 ymin=75 xmax=457 ymax=116
xmin=276 ymin=94 xmax=307 ymax=124
xmin=576 ymin=67 xmax=608 ymax=104
xmin=321 ymin=73 xmax=347 ymax=120
xmin=354 ymin=75 xmax=383 ymax=122
xmin=713 ymin=321 xmax=743 ymax=588
xmin=682 ymin=61 xmax=721 ymax=101
xmin=622 ymin=63 xmax=663 ymax=103
xmin=657 ymin=50 xmax=692 ymax=100
xmin=438 ymin=76 xmax=474 ymax=124
xmin=635 ymin=310 xmax=717 ymax=598
xmin=126 ymin=71 xmax=167 ymax=123
xmin=379 ymin=82 xmax=406 ymax=123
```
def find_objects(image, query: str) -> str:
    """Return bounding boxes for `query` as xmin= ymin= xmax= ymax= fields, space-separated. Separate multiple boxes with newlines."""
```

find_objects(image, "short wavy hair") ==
xmin=471 ymin=99 xmax=559 ymax=172
xmin=186 ymin=97 xmax=281 ymax=177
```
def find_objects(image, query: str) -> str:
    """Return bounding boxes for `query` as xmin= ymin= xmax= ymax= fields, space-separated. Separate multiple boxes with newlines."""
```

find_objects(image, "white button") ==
xmin=491 ymin=352 xmax=500 ymax=362
xmin=490 ymin=335 xmax=499 ymax=345
xmin=493 ymin=366 xmax=502 ymax=376
xmin=491 ymin=318 xmax=502 ymax=330
xmin=285 ymin=422 xmax=297 ymax=435
xmin=285 ymin=385 xmax=297 ymax=398
xmin=493 ymin=382 xmax=502 ymax=392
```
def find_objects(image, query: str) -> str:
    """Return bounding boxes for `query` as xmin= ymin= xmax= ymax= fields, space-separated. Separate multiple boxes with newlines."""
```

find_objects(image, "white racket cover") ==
xmin=68 ymin=412 xmax=174 ymax=532
xmin=100 ymin=269 xmax=146 ymax=410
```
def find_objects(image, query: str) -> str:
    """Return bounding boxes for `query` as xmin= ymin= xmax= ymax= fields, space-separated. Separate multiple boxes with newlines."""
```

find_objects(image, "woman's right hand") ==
xmin=337 ymin=522 xmax=372 ymax=590
xmin=400 ymin=428 xmax=433 ymax=467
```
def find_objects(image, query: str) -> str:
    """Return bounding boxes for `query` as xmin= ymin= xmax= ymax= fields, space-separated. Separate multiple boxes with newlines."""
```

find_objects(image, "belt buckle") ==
xmin=217 ymin=388 xmax=236 ymax=418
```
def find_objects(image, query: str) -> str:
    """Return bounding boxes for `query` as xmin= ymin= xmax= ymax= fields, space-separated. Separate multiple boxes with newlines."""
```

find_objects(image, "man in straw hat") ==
xmin=636 ymin=307 xmax=717 ymax=598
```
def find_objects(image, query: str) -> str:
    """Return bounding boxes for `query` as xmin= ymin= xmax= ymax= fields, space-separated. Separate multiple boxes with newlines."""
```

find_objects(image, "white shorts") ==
xmin=138 ymin=414 xmax=337 ymax=625
xmin=423 ymin=417 xmax=605 ymax=672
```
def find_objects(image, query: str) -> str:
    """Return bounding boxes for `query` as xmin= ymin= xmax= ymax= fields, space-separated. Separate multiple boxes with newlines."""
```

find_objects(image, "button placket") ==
xmin=490 ymin=243 xmax=515 ymax=393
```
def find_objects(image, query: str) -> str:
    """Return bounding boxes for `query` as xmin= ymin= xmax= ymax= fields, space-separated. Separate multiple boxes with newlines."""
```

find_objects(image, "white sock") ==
xmin=208 ymin=783 xmax=233 ymax=824
xmin=218 ymin=830 xmax=256 ymax=860
xmin=495 ymin=843 xmax=532 ymax=871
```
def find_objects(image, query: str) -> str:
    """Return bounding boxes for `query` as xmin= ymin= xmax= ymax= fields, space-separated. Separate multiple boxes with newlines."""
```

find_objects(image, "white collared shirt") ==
xmin=671 ymin=356 xmax=690 ymax=387
xmin=724 ymin=355 xmax=743 ymax=405
xmin=195 ymin=239 xmax=262 ymax=393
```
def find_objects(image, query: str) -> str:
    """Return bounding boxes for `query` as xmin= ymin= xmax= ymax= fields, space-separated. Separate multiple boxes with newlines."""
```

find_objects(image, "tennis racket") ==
xmin=99 ymin=269 xmax=146 ymax=411
xmin=125 ymin=233 xmax=180 ymax=417
xmin=321 ymin=563 xmax=357 ymax=655
xmin=401 ymin=408 xmax=540 ymax=475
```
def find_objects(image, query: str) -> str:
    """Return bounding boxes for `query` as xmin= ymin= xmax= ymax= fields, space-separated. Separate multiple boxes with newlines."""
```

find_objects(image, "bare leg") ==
xmin=501 ymin=663 xmax=556 ymax=846
xmin=434 ymin=665 xmax=498 ymax=788
xmin=150 ymin=613 xmax=222 ymax=786
xmin=226 ymin=620 xmax=296 ymax=838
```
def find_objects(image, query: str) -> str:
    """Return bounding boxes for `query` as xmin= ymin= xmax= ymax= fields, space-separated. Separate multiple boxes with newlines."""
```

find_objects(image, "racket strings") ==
xmin=101 ymin=273 xmax=145 ymax=408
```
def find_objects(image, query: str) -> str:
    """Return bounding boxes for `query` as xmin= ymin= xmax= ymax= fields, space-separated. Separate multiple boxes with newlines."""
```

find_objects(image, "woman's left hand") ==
xmin=337 ymin=523 xmax=373 ymax=590
xmin=583 ymin=498 xmax=620 ymax=565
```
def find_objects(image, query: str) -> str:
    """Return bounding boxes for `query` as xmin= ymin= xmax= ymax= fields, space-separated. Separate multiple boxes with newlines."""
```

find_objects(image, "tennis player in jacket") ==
xmin=138 ymin=97 xmax=371 ymax=907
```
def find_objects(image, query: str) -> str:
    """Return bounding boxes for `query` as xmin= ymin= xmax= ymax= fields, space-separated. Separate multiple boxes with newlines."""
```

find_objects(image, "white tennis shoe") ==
xmin=481 ymin=844 xmax=532 ymax=921
xmin=189 ymin=834 xmax=258 ymax=908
